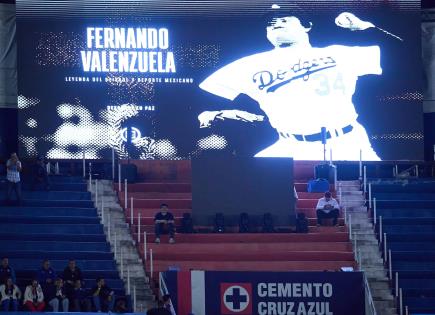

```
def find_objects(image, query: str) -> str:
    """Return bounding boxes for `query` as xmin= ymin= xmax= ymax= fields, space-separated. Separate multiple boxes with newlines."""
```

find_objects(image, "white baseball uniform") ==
xmin=199 ymin=45 xmax=382 ymax=160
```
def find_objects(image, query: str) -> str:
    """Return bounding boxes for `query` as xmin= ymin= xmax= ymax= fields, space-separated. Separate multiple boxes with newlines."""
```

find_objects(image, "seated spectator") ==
xmin=37 ymin=259 xmax=57 ymax=290
xmin=0 ymin=277 xmax=21 ymax=311
xmin=23 ymin=279 xmax=45 ymax=312
xmin=154 ymin=203 xmax=175 ymax=244
xmin=45 ymin=278 xmax=69 ymax=312
xmin=0 ymin=257 xmax=16 ymax=284
xmin=63 ymin=259 xmax=83 ymax=297
xmin=71 ymin=280 xmax=91 ymax=312
xmin=32 ymin=157 xmax=50 ymax=191
xmin=91 ymin=278 xmax=115 ymax=312
xmin=147 ymin=300 xmax=171 ymax=315
xmin=316 ymin=191 xmax=340 ymax=227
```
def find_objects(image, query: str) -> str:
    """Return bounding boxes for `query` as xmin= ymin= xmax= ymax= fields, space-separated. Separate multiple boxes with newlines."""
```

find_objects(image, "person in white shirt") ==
xmin=0 ymin=277 xmax=21 ymax=311
xmin=23 ymin=279 xmax=45 ymax=312
xmin=316 ymin=191 xmax=340 ymax=226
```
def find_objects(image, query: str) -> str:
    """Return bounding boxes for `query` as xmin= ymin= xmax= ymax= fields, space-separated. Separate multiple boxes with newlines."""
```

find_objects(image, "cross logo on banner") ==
xmin=220 ymin=283 xmax=252 ymax=314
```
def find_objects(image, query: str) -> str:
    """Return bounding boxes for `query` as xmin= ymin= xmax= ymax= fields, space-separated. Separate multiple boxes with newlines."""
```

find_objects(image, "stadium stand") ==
xmin=372 ymin=178 xmax=435 ymax=314
xmin=0 ymin=174 xmax=127 ymax=311
xmin=116 ymin=161 xmax=355 ymax=280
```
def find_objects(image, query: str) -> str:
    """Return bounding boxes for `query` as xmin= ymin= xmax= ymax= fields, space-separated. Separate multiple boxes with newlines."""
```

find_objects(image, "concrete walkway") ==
xmin=339 ymin=180 xmax=397 ymax=315
xmin=90 ymin=179 xmax=156 ymax=312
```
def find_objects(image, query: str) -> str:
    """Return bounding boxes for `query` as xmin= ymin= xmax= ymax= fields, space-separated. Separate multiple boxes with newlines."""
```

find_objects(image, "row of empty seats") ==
xmin=372 ymin=179 xmax=435 ymax=314
xmin=0 ymin=174 xmax=126 ymax=308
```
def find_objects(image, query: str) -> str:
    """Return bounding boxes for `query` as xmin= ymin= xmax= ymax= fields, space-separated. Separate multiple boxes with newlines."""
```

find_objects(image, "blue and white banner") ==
xmin=163 ymin=270 xmax=365 ymax=315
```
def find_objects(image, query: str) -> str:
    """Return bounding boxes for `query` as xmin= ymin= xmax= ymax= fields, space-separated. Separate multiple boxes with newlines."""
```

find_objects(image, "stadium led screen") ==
xmin=16 ymin=0 xmax=422 ymax=161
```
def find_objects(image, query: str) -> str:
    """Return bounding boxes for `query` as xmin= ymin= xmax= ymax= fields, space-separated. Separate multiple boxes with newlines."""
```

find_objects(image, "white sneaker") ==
xmin=169 ymin=238 xmax=175 ymax=244
xmin=155 ymin=238 xmax=161 ymax=244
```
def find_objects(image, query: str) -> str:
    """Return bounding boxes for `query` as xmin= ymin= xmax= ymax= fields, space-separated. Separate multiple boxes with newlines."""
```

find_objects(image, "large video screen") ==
xmin=16 ymin=0 xmax=422 ymax=161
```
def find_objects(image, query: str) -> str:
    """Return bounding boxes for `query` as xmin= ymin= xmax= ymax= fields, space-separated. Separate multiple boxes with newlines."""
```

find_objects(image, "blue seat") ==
xmin=0 ymin=233 xmax=107 ymax=242
xmin=10 ymin=259 xmax=117 ymax=270
xmin=0 ymin=206 xmax=98 ymax=216
xmin=0 ymin=200 xmax=94 ymax=207
xmin=16 ymin=270 xmax=119 ymax=280
xmin=388 ymin=242 xmax=435 ymax=251
xmin=0 ymin=215 xmax=100 ymax=224
xmin=374 ymin=192 xmax=435 ymax=201
xmin=3 ymin=250 xmax=113 ymax=260
xmin=383 ymin=225 xmax=435 ymax=234
xmin=0 ymin=241 xmax=110 ymax=251
xmin=47 ymin=176 xmax=86 ymax=183
xmin=372 ymin=181 xmax=435 ymax=193
xmin=404 ymin=297 xmax=435 ymax=313
xmin=0 ymin=191 xmax=91 ymax=200
xmin=392 ymin=252 xmax=435 ymax=261
xmin=382 ymin=218 xmax=435 ymax=225
xmin=377 ymin=208 xmax=435 ymax=218
xmin=393 ymin=261 xmax=435 ymax=271
xmin=0 ymin=223 xmax=103 ymax=234
xmin=400 ymin=279 xmax=435 ymax=289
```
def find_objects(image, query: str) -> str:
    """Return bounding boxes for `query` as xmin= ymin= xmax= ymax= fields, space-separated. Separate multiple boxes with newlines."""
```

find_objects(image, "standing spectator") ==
xmin=91 ymin=278 xmax=115 ymax=312
xmin=316 ymin=191 xmax=340 ymax=226
xmin=71 ymin=280 xmax=91 ymax=312
xmin=32 ymin=157 xmax=50 ymax=191
xmin=45 ymin=278 xmax=69 ymax=312
xmin=37 ymin=259 xmax=57 ymax=290
xmin=0 ymin=257 xmax=16 ymax=284
xmin=0 ymin=277 xmax=21 ymax=311
xmin=23 ymin=279 xmax=45 ymax=312
xmin=62 ymin=260 xmax=83 ymax=297
xmin=6 ymin=152 xmax=22 ymax=206
xmin=154 ymin=204 xmax=175 ymax=244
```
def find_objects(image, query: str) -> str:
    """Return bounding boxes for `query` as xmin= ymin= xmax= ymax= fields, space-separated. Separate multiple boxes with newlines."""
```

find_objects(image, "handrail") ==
xmin=364 ymin=273 xmax=377 ymax=315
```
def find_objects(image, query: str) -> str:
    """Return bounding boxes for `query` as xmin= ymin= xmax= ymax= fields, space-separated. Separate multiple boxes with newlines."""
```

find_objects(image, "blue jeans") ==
xmin=6 ymin=181 xmax=22 ymax=204
xmin=93 ymin=296 xmax=115 ymax=312
xmin=2 ymin=299 xmax=18 ymax=311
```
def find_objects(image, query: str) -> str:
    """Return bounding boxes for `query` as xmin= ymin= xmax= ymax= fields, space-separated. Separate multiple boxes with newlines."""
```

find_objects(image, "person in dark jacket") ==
xmin=91 ymin=278 xmax=115 ymax=312
xmin=45 ymin=278 xmax=69 ymax=312
xmin=71 ymin=280 xmax=91 ymax=312
xmin=37 ymin=259 xmax=57 ymax=290
xmin=62 ymin=260 xmax=83 ymax=297
xmin=0 ymin=258 xmax=16 ymax=284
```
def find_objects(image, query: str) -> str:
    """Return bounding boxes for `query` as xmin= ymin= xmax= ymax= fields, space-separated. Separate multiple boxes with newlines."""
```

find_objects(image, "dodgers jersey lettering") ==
xmin=200 ymin=45 xmax=382 ymax=135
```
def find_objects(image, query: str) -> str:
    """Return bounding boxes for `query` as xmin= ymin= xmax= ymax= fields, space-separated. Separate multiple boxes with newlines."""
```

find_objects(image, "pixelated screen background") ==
xmin=16 ymin=0 xmax=422 ymax=160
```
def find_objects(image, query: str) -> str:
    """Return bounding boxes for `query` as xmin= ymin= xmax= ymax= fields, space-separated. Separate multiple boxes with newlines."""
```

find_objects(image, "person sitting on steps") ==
xmin=316 ymin=191 xmax=340 ymax=227
xmin=154 ymin=203 xmax=175 ymax=244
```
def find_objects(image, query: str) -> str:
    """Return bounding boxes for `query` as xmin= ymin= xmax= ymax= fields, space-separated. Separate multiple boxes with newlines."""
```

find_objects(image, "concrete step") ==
xmin=372 ymin=289 xmax=394 ymax=300
xmin=374 ymin=299 xmax=395 ymax=309
xmin=375 ymin=308 xmax=397 ymax=315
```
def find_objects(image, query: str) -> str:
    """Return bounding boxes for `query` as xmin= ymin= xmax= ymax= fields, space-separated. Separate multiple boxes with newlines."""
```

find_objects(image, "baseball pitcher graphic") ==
xmin=198 ymin=4 xmax=402 ymax=160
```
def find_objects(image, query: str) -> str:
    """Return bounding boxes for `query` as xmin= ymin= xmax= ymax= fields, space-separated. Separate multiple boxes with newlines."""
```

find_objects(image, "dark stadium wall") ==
xmin=424 ymin=113 xmax=435 ymax=161
xmin=0 ymin=108 xmax=18 ymax=159
xmin=0 ymin=0 xmax=17 ymax=159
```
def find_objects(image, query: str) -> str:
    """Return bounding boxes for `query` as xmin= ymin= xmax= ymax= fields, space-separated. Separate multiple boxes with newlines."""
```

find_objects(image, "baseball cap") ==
xmin=263 ymin=3 xmax=307 ymax=26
